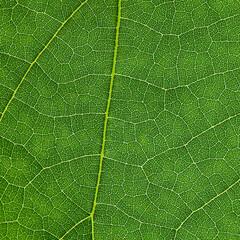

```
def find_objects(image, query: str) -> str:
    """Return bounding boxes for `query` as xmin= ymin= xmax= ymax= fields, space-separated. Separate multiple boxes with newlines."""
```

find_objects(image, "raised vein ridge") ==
xmin=90 ymin=0 xmax=122 ymax=239
xmin=0 ymin=0 xmax=89 ymax=123
xmin=174 ymin=177 xmax=240 ymax=239
xmin=57 ymin=0 xmax=122 ymax=239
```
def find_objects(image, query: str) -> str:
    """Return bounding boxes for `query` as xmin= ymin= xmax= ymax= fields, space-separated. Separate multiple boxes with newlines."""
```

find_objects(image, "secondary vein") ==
xmin=59 ymin=215 xmax=91 ymax=240
xmin=0 ymin=0 xmax=89 ymax=123
xmin=173 ymin=177 xmax=240 ymax=239
xmin=90 ymin=0 xmax=122 ymax=239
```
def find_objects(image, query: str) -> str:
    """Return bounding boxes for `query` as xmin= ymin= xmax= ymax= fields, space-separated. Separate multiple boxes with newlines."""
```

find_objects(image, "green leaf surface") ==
xmin=1 ymin=0 xmax=240 ymax=239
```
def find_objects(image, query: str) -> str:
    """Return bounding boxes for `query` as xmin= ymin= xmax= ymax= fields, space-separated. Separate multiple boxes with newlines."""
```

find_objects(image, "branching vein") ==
xmin=174 ymin=177 xmax=240 ymax=239
xmin=0 ymin=0 xmax=89 ymax=123
xmin=58 ymin=0 xmax=122 ymax=239
xmin=89 ymin=0 xmax=122 ymax=239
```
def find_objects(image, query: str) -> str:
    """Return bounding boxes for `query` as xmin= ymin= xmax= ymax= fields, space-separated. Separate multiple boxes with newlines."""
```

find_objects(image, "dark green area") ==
xmin=0 ymin=0 xmax=240 ymax=239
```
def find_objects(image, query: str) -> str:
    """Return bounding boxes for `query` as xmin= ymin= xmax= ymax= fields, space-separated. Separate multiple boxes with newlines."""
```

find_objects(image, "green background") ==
xmin=1 ymin=0 xmax=240 ymax=239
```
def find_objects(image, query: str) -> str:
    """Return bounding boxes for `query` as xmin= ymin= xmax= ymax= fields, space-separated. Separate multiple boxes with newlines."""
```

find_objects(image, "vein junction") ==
xmin=0 ymin=0 xmax=89 ymax=123
xmin=59 ymin=0 xmax=122 ymax=239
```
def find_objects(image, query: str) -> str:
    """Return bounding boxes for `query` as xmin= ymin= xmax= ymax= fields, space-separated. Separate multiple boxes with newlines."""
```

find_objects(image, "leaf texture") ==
xmin=1 ymin=0 xmax=240 ymax=239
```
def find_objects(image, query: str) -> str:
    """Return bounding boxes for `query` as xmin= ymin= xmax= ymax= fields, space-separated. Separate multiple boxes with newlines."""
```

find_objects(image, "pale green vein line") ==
xmin=57 ymin=1 xmax=122 ymax=239
xmin=59 ymin=215 xmax=91 ymax=240
xmin=0 ymin=0 xmax=89 ymax=124
xmin=90 ymin=0 xmax=121 ymax=239
xmin=143 ymin=112 xmax=240 ymax=167
xmin=24 ymin=154 xmax=101 ymax=189
xmin=0 ymin=51 xmax=31 ymax=64
xmin=183 ymin=112 xmax=240 ymax=147
xmin=174 ymin=177 xmax=240 ymax=240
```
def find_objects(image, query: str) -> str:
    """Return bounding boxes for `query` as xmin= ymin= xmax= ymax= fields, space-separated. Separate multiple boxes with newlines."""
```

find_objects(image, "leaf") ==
xmin=1 ymin=0 xmax=240 ymax=239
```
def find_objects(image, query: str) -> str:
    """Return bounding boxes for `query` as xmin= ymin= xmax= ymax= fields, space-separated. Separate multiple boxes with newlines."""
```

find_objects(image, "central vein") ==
xmin=90 ymin=0 xmax=122 ymax=239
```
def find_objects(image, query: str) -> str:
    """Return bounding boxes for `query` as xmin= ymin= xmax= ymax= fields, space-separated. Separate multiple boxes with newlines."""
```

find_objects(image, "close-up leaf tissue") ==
xmin=0 ymin=0 xmax=240 ymax=239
